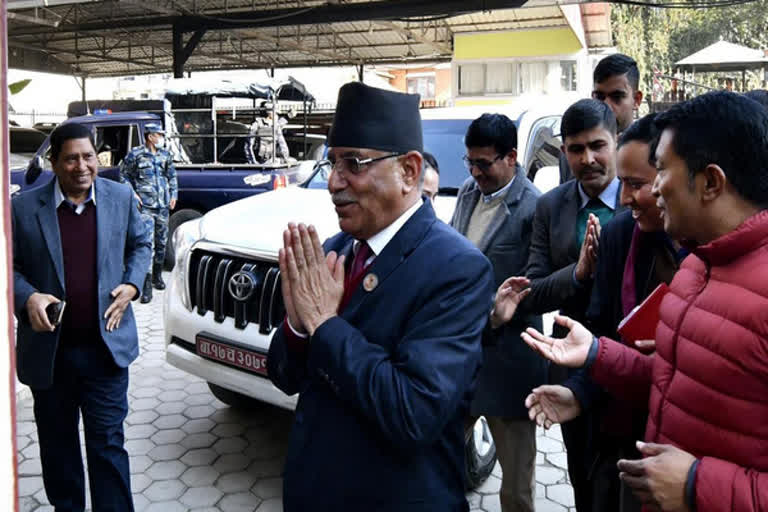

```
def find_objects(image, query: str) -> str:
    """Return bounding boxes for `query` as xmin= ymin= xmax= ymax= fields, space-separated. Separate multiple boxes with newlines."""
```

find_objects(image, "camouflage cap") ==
xmin=143 ymin=122 xmax=165 ymax=134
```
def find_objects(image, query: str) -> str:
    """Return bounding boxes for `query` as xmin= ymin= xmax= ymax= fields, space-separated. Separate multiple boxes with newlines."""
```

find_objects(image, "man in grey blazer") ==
xmin=12 ymin=122 xmax=151 ymax=511
xmin=450 ymin=113 xmax=545 ymax=512
xmin=496 ymin=99 xmax=624 ymax=512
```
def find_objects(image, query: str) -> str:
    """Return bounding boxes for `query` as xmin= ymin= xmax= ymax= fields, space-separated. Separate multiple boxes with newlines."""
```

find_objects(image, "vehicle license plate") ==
xmin=196 ymin=333 xmax=268 ymax=376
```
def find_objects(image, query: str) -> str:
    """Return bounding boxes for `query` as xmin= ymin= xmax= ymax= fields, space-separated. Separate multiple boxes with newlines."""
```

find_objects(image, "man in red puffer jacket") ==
xmin=520 ymin=91 xmax=768 ymax=512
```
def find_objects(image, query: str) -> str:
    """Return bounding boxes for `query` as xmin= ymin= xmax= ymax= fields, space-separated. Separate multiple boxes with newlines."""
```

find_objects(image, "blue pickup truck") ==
xmin=10 ymin=77 xmax=319 ymax=268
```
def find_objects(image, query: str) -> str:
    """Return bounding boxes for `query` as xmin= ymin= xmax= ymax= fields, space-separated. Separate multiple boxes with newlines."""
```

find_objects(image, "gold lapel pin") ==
xmin=363 ymin=273 xmax=379 ymax=292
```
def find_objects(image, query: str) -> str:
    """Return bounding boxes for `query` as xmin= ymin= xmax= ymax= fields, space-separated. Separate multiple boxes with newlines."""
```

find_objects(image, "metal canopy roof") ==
xmin=7 ymin=0 xmax=593 ymax=78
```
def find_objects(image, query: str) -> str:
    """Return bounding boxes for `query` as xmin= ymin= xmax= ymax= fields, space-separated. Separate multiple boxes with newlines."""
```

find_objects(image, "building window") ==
xmin=486 ymin=62 xmax=516 ymax=94
xmin=519 ymin=62 xmax=548 ymax=95
xmin=458 ymin=64 xmax=485 ymax=95
xmin=561 ymin=61 xmax=577 ymax=91
xmin=407 ymin=76 xmax=436 ymax=100
xmin=459 ymin=60 xmax=576 ymax=96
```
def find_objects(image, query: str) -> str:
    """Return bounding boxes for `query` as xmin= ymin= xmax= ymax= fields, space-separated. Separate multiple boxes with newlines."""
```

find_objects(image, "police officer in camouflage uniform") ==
xmin=244 ymin=105 xmax=291 ymax=164
xmin=119 ymin=122 xmax=177 ymax=304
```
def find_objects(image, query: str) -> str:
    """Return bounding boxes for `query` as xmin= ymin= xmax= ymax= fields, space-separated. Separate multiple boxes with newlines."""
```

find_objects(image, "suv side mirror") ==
xmin=26 ymin=156 xmax=44 ymax=185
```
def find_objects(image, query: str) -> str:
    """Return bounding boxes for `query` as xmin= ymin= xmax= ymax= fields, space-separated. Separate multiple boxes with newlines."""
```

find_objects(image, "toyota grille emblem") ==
xmin=228 ymin=271 xmax=257 ymax=301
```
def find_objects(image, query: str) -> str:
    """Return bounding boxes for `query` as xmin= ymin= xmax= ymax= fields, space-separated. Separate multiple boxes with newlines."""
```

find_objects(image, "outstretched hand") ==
xmin=525 ymin=385 xmax=581 ymax=429
xmin=490 ymin=276 xmax=530 ymax=329
xmin=520 ymin=315 xmax=594 ymax=368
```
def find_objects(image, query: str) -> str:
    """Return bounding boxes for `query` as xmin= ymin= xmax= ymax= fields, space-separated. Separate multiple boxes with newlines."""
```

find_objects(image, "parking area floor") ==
xmin=16 ymin=283 xmax=575 ymax=512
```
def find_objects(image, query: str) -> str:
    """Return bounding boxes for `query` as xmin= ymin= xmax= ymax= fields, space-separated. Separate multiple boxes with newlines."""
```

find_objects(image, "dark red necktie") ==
xmin=346 ymin=241 xmax=372 ymax=288
xmin=341 ymin=241 xmax=372 ymax=310
xmin=283 ymin=241 xmax=373 ymax=347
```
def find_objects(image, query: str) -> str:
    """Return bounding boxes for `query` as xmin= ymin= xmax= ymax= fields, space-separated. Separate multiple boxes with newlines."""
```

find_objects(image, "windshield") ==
xmin=10 ymin=129 xmax=46 ymax=154
xmin=306 ymin=118 xmax=512 ymax=193
xmin=422 ymin=119 xmax=473 ymax=192
xmin=306 ymin=163 xmax=330 ymax=189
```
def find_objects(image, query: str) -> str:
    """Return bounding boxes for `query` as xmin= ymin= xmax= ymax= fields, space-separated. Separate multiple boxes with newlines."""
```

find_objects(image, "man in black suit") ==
xmin=450 ymin=114 xmax=545 ymax=512
xmin=495 ymin=99 xmax=624 ymax=512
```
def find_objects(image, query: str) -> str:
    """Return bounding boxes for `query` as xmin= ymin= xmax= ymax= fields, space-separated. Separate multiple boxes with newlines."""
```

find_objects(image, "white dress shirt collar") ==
xmin=577 ymin=176 xmax=620 ymax=211
xmin=54 ymin=177 xmax=96 ymax=215
xmin=356 ymin=198 xmax=423 ymax=261
xmin=481 ymin=175 xmax=515 ymax=204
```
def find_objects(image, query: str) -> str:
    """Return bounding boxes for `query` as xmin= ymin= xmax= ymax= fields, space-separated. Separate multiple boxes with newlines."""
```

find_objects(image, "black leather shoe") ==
xmin=140 ymin=274 xmax=153 ymax=303
xmin=152 ymin=264 xmax=166 ymax=290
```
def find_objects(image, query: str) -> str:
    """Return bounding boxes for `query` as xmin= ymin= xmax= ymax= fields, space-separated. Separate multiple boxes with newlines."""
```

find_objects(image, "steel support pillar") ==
xmin=172 ymin=23 xmax=206 ymax=78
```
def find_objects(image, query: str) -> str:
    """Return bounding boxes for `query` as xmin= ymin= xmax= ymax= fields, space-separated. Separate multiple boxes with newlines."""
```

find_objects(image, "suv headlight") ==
xmin=172 ymin=218 xmax=202 ymax=310
xmin=10 ymin=184 xmax=20 ymax=196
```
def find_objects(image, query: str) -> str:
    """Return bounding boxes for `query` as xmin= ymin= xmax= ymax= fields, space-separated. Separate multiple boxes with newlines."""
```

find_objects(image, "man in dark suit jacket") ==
xmin=450 ymin=113 xmax=545 ymax=512
xmin=267 ymin=82 xmax=493 ymax=511
xmin=13 ymin=122 xmax=151 ymax=512
xmin=524 ymin=99 xmax=624 ymax=328
xmin=497 ymin=99 xmax=624 ymax=512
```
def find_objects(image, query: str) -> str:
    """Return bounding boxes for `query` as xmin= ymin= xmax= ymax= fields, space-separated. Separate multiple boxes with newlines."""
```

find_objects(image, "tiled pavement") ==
xmin=16 ymin=279 xmax=575 ymax=511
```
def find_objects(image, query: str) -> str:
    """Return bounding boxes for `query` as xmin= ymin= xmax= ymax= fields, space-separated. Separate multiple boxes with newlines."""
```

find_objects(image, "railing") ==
xmin=9 ymin=110 xmax=66 ymax=128
xmin=8 ymin=98 xmax=451 ymax=130
xmin=419 ymin=99 xmax=453 ymax=109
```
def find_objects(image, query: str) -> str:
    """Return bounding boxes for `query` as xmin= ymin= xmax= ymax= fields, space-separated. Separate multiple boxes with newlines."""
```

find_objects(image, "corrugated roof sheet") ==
xmin=8 ymin=0 xmax=599 ymax=77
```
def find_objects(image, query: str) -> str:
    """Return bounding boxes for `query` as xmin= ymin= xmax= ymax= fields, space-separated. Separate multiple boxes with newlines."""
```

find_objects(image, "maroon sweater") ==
xmin=57 ymin=201 xmax=100 ymax=342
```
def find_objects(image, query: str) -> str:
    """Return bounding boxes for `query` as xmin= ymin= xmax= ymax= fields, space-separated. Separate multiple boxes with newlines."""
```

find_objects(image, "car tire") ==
xmin=164 ymin=208 xmax=202 ymax=271
xmin=207 ymin=382 xmax=267 ymax=409
xmin=465 ymin=416 xmax=497 ymax=490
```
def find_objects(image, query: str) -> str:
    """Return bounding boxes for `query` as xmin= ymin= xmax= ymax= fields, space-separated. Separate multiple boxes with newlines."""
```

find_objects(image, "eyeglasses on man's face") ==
xmin=315 ymin=153 xmax=404 ymax=177
xmin=463 ymin=154 xmax=503 ymax=173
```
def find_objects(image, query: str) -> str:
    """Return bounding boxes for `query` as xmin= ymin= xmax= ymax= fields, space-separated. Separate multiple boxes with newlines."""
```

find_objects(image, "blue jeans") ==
xmin=32 ymin=339 xmax=133 ymax=512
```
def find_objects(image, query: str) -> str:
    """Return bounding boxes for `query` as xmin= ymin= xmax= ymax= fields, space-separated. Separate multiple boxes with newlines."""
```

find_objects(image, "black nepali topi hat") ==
xmin=328 ymin=82 xmax=423 ymax=154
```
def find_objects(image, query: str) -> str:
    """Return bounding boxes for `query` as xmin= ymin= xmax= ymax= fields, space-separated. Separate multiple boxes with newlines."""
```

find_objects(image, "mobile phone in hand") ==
xmin=46 ymin=301 xmax=66 ymax=327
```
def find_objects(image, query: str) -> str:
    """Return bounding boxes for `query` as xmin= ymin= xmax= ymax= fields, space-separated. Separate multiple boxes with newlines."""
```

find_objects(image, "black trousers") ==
xmin=550 ymin=360 xmax=593 ymax=512
xmin=561 ymin=414 xmax=593 ymax=512
xmin=551 ymin=360 xmax=644 ymax=512
xmin=590 ymin=437 xmax=643 ymax=512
